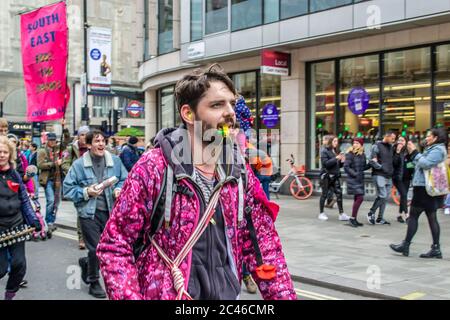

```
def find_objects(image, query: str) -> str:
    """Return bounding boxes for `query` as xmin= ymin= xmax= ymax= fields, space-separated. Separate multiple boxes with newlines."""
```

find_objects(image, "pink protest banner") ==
xmin=20 ymin=1 xmax=69 ymax=122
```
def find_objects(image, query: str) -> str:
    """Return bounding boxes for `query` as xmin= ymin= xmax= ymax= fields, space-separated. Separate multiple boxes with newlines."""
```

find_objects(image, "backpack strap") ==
xmin=163 ymin=164 xmax=174 ymax=229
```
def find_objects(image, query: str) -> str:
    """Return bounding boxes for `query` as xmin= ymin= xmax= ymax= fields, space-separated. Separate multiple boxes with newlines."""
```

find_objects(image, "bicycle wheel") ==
xmin=290 ymin=176 xmax=313 ymax=200
xmin=391 ymin=186 xmax=413 ymax=206
xmin=391 ymin=186 xmax=400 ymax=205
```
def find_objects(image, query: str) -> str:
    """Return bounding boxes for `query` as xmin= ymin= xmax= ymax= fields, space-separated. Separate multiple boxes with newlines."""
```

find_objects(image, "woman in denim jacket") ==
xmin=390 ymin=128 xmax=448 ymax=258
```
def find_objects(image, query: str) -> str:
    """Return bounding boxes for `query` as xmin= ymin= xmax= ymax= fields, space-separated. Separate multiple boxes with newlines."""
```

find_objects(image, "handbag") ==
xmin=424 ymin=161 xmax=450 ymax=197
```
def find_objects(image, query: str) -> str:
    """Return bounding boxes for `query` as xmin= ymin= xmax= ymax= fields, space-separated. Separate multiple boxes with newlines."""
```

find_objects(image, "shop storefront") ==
xmin=308 ymin=43 xmax=450 ymax=171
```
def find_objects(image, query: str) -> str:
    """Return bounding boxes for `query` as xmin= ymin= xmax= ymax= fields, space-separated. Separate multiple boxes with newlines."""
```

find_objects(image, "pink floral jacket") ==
xmin=97 ymin=141 xmax=296 ymax=300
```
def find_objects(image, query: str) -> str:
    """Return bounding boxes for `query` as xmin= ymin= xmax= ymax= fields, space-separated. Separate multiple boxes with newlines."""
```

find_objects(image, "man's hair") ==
xmin=174 ymin=64 xmax=237 ymax=123
xmin=31 ymin=143 xmax=38 ymax=149
xmin=0 ymin=118 xmax=8 ymax=128
xmin=86 ymin=129 xmax=107 ymax=145
xmin=385 ymin=130 xmax=396 ymax=137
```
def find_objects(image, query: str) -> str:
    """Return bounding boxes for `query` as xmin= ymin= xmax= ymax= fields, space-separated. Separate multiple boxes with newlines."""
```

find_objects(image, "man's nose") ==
xmin=224 ymin=102 xmax=235 ymax=117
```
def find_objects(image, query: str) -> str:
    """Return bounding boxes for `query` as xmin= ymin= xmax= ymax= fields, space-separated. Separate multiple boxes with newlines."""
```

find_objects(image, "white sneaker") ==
xmin=445 ymin=208 xmax=450 ymax=215
xmin=318 ymin=213 xmax=329 ymax=221
xmin=339 ymin=213 xmax=351 ymax=221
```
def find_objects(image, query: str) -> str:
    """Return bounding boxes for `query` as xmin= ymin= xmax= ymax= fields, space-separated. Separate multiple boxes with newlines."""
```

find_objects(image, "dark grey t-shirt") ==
xmin=91 ymin=153 xmax=108 ymax=212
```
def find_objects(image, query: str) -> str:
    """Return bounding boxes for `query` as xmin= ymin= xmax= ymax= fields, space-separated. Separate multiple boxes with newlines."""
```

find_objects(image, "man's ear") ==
xmin=180 ymin=104 xmax=194 ymax=125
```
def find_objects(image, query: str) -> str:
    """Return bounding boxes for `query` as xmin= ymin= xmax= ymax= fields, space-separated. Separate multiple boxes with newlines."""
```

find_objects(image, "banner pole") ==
xmin=15 ymin=0 xmax=65 ymax=16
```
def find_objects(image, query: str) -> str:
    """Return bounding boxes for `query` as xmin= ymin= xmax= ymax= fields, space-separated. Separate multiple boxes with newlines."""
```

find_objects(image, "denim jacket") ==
xmin=411 ymin=143 xmax=447 ymax=187
xmin=63 ymin=151 xmax=128 ymax=219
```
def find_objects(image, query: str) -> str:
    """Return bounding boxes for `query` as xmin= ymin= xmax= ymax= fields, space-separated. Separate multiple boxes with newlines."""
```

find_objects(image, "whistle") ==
xmin=217 ymin=124 xmax=229 ymax=138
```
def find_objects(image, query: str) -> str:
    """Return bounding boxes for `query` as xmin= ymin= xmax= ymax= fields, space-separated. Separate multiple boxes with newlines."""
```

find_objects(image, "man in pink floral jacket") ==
xmin=97 ymin=64 xmax=296 ymax=300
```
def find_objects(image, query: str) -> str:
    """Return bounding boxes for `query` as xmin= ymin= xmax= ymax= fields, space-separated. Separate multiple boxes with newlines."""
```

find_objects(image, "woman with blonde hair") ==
xmin=0 ymin=137 xmax=41 ymax=300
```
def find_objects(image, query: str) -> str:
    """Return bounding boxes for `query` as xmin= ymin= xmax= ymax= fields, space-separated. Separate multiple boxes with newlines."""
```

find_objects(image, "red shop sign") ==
xmin=261 ymin=50 xmax=290 ymax=76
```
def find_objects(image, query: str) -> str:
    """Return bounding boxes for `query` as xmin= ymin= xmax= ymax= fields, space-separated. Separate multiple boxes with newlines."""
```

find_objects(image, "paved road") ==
xmin=1 ymin=228 xmax=374 ymax=300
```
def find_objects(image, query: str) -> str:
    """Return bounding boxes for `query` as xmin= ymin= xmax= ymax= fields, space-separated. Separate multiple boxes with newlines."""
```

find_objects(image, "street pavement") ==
xmin=4 ymin=189 xmax=449 ymax=300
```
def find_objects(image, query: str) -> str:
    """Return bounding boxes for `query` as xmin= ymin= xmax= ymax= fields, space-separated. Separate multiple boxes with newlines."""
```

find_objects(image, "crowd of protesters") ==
xmin=1 ymin=65 xmax=449 ymax=302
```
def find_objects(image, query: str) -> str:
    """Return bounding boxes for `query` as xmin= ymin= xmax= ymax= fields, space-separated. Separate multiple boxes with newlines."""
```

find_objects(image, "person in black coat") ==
xmin=392 ymin=135 xmax=414 ymax=223
xmin=344 ymin=138 xmax=371 ymax=227
xmin=318 ymin=135 xmax=350 ymax=221
xmin=0 ymin=136 xmax=41 ymax=300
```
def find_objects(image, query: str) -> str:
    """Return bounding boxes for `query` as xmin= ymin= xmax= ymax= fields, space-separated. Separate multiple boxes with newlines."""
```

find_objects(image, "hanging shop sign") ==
xmin=261 ymin=50 xmax=290 ymax=76
xmin=347 ymin=87 xmax=370 ymax=115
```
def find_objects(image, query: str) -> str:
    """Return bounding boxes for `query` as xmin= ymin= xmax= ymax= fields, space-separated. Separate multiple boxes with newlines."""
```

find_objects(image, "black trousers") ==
xmin=393 ymin=179 xmax=410 ymax=214
xmin=0 ymin=241 xmax=26 ymax=293
xmin=320 ymin=176 xmax=343 ymax=213
xmin=79 ymin=210 xmax=109 ymax=283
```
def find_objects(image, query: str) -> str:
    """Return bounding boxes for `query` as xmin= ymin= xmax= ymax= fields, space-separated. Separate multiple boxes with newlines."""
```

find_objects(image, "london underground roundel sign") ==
xmin=126 ymin=100 xmax=144 ymax=117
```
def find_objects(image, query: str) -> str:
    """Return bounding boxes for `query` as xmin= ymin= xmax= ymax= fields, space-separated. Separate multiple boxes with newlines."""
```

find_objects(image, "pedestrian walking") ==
xmin=119 ymin=136 xmax=141 ymax=172
xmin=0 ymin=136 xmax=41 ymax=300
xmin=344 ymin=138 xmax=371 ymax=227
xmin=37 ymin=133 xmax=62 ymax=231
xmin=367 ymin=131 xmax=397 ymax=225
xmin=390 ymin=127 xmax=448 ymax=258
xmin=96 ymin=65 xmax=296 ymax=300
xmin=318 ymin=135 xmax=350 ymax=221
xmin=63 ymin=129 xmax=128 ymax=298
xmin=393 ymin=135 xmax=414 ymax=223
xmin=322 ymin=135 xmax=337 ymax=209
xmin=61 ymin=125 xmax=90 ymax=250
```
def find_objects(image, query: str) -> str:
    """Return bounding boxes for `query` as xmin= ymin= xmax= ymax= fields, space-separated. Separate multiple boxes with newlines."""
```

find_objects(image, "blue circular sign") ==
xmin=261 ymin=104 xmax=279 ymax=128
xmin=90 ymin=48 xmax=101 ymax=60
xmin=347 ymin=87 xmax=370 ymax=115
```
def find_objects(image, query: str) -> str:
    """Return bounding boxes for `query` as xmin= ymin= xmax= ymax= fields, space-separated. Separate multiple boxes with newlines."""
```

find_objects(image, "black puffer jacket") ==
xmin=344 ymin=151 xmax=370 ymax=195
xmin=320 ymin=147 xmax=343 ymax=177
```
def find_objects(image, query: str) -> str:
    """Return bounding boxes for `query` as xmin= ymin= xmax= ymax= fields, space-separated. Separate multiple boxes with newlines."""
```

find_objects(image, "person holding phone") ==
xmin=390 ymin=127 xmax=448 ymax=258
xmin=318 ymin=135 xmax=350 ymax=221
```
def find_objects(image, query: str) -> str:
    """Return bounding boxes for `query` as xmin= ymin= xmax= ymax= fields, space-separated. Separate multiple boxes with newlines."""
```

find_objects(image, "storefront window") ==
xmin=264 ymin=0 xmax=279 ymax=23
xmin=383 ymin=47 xmax=431 ymax=140
xmin=339 ymin=55 xmax=379 ymax=154
xmin=191 ymin=0 xmax=203 ymax=41
xmin=259 ymin=74 xmax=281 ymax=170
xmin=232 ymin=71 xmax=257 ymax=121
xmin=205 ymin=0 xmax=228 ymax=35
xmin=158 ymin=0 xmax=174 ymax=55
xmin=280 ymin=0 xmax=308 ymax=20
xmin=435 ymin=44 xmax=450 ymax=128
xmin=310 ymin=61 xmax=335 ymax=170
xmin=92 ymin=95 xmax=113 ymax=118
xmin=310 ymin=0 xmax=352 ymax=12
xmin=231 ymin=0 xmax=262 ymax=31
xmin=159 ymin=86 xmax=175 ymax=129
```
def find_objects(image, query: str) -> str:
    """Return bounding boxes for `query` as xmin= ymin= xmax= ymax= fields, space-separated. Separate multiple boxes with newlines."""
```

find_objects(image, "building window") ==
xmin=264 ymin=0 xmax=279 ymax=24
xmin=339 ymin=54 xmax=379 ymax=155
xmin=280 ymin=0 xmax=308 ymax=20
xmin=310 ymin=0 xmax=352 ymax=13
xmin=259 ymin=73 xmax=281 ymax=170
xmin=232 ymin=71 xmax=281 ymax=170
xmin=158 ymin=0 xmax=174 ymax=55
xmin=159 ymin=86 xmax=175 ymax=129
xmin=231 ymin=0 xmax=262 ymax=31
xmin=191 ymin=0 xmax=203 ymax=41
xmin=383 ymin=47 xmax=431 ymax=139
xmin=205 ymin=0 xmax=228 ymax=35
xmin=310 ymin=61 xmax=335 ymax=170
xmin=435 ymin=44 xmax=450 ymax=127
xmin=92 ymin=96 xmax=113 ymax=118
xmin=144 ymin=0 xmax=150 ymax=60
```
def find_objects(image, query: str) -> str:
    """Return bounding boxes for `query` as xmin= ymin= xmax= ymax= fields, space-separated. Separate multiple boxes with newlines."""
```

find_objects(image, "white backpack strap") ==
xmin=238 ymin=177 xmax=244 ymax=222
xmin=164 ymin=165 xmax=174 ymax=229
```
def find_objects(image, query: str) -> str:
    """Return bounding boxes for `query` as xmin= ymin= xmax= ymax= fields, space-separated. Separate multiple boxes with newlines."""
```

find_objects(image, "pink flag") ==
xmin=20 ymin=1 xmax=69 ymax=122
